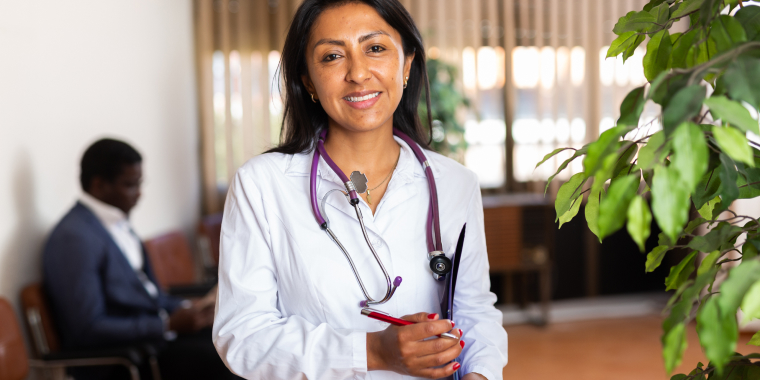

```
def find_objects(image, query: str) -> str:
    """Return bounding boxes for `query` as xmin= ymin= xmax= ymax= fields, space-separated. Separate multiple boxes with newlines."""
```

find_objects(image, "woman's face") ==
xmin=303 ymin=2 xmax=414 ymax=134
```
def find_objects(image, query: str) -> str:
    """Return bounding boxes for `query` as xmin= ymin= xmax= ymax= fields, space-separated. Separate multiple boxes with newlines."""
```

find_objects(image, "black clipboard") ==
xmin=440 ymin=224 xmax=466 ymax=321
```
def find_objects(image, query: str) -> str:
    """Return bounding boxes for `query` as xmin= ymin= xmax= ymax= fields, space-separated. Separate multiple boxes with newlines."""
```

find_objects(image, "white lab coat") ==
xmin=213 ymin=136 xmax=508 ymax=380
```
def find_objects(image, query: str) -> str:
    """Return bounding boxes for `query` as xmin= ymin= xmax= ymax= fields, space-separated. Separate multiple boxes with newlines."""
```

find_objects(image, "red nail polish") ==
xmin=460 ymin=340 xmax=465 ymax=348
xmin=453 ymin=362 xmax=461 ymax=370
xmin=459 ymin=329 xmax=463 ymax=336
xmin=427 ymin=313 xmax=438 ymax=320
xmin=451 ymin=321 xmax=456 ymax=327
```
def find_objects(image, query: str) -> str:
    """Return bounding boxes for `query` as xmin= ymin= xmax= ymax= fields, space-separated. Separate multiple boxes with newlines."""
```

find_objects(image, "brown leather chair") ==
xmin=144 ymin=231 xmax=215 ymax=297
xmin=0 ymin=294 xmax=140 ymax=380
xmin=197 ymin=213 xmax=223 ymax=267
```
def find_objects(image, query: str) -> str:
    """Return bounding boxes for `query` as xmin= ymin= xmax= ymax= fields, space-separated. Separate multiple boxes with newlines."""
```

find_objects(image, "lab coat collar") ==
xmin=283 ymin=135 xmax=442 ymax=183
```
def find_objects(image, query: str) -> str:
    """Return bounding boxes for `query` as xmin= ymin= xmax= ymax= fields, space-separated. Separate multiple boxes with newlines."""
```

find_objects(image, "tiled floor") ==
xmin=502 ymin=316 xmax=759 ymax=380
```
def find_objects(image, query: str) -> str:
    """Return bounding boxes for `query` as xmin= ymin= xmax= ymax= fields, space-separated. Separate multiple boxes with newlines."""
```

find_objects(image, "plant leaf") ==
xmin=717 ymin=153 xmax=740 ymax=211
xmin=627 ymin=195 xmax=652 ymax=252
xmin=717 ymin=260 xmax=760 ymax=321
xmin=704 ymin=96 xmax=760 ymax=135
xmin=617 ymin=86 xmax=647 ymax=127
xmin=646 ymin=245 xmax=670 ymax=272
xmin=652 ymin=165 xmax=691 ymax=242
xmin=662 ymin=85 xmax=706 ymax=135
xmin=554 ymin=172 xmax=587 ymax=222
xmin=670 ymin=29 xmax=699 ymax=69
xmin=748 ymin=331 xmax=760 ymax=347
xmin=670 ymin=0 xmax=705 ymax=19
xmin=614 ymin=11 xmax=658 ymax=34
xmin=536 ymin=147 xmax=575 ymax=169
xmin=544 ymin=145 xmax=589 ymax=194
xmin=558 ymin=193 xmax=582 ymax=229
xmin=672 ymin=122 xmax=709 ymax=192
xmin=644 ymin=29 xmax=673 ymax=82
xmin=586 ymin=187 xmax=602 ymax=242
xmin=583 ymin=126 xmax=631 ymax=176
xmin=697 ymin=296 xmax=737 ymax=373
xmin=698 ymin=250 xmax=721 ymax=277
xmin=599 ymin=173 xmax=640 ymax=240
xmin=607 ymin=32 xmax=640 ymax=58
xmin=741 ymin=280 xmax=760 ymax=323
xmin=662 ymin=322 xmax=688 ymax=374
xmin=665 ymin=251 xmax=697 ymax=291
xmin=643 ymin=0 xmax=667 ymax=12
xmin=688 ymin=222 xmax=743 ymax=252
xmin=638 ymin=131 xmax=670 ymax=170
xmin=650 ymin=2 xmax=670 ymax=24
xmin=713 ymin=126 xmax=755 ymax=167
xmin=710 ymin=15 xmax=747 ymax=53
xmin=735 ymin=5 xmax=760 ymax=41
xmin=697 ymin=196 xmax=720 ymax=220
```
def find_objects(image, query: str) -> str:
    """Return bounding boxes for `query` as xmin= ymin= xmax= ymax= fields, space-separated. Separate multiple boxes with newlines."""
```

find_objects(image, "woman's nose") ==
xmin=345 ymin=55 xmax=372 ymax=84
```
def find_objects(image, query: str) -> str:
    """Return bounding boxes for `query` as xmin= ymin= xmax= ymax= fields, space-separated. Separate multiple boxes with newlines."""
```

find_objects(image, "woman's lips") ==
xmin=342 ymin=91 xmax=381 ymax=110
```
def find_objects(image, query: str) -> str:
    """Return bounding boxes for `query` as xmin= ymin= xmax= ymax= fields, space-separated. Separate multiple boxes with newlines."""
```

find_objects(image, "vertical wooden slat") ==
xmin=454 ymin=0 xmax=464 ymax=52
xmin=196 ymin=0 xmax=219 ymax=214
xmin=219 ymin=0 xmax=235 ymax=182
xmin=486 ymin=0 xmax=498 ymax=47
xmin=238 ymin=0 xmax=255 ymax=160
xmin=435 ymin=0 xmax=446 ymax=50
xmin=549 ymin=0 xmax=559 ymax=121
xmin=255 ymin=0 xmax=272 ymax=152
xmin=503 ymin=0 xmax=516 ymax=191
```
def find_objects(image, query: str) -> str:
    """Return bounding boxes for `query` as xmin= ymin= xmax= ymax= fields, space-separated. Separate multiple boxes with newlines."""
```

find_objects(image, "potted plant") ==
xmin=538 ymin=0 xmax=760 ymax=377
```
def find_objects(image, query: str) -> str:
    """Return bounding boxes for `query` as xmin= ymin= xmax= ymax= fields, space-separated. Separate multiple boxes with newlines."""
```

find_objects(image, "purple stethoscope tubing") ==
xmin=309 ymin=128 xmax=443 ymax=306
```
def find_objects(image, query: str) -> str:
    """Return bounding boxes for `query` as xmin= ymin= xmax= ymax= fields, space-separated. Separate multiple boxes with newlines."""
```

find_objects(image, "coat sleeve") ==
xmin=213 ymin=168 xmax=367 ymax=380
xmin=454 ymin=174 xmax=509 ymax=380
xmin=43 ymin=227 xmax=164 ymax=348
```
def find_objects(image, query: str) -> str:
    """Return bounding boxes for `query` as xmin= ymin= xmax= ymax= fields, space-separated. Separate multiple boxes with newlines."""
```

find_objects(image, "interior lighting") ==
xmin=477 ymin=47 xmax=498 ymax=90
xmin=540 ymin=47 xmax=556 ymax=89
xmin=512 ymin=118 xmax=541 ymax=144
xmin=540 ymin=118 xmax=556 ymax=143
xmin=599 ymin=117 xmax=615 ymax=135
xmin=628 ymin=48 xmax=647 ymax=86
xmin=599 ymin=47 xmax=614 ymax=86
xmin=428 ymin=46 xmax=441 ymax=59
xmin=463 ymin=47 xmax=477 ymax=91
xmin=512 ymin=47 xmax=540 ymax=89
xmin=570 ymin=118 xmax=586 ymax=142
xmin=496 ymin=47 xmax=506 ymax=88
xmin=555 ymin=118 xmax=570 ymax=143
xmin=570 ymin=46 xmax=585 ymax=86
xmin=556 ymin=47 xmax=570 ymax=85
xmin=615 ymin=55 xmax=629 ymax=86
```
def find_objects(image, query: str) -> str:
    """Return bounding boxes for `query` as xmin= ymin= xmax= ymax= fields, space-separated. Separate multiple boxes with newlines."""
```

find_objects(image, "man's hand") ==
xmin=366 ymin=312 xmax=464 ymax=379
xmin=168 ymin=301 xmax=214 ymax=333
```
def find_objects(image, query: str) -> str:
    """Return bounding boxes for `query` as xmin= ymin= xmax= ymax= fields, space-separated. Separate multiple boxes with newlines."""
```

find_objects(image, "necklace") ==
xmin=366 ymin=153 xmax=400 ymax=205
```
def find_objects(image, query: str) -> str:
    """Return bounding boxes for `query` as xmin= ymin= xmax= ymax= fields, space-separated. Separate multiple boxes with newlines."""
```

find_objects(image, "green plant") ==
xmin=537 ymin=0 xmax=760 ymax=377
xmin=419 ymin=58 xmax=470 ymax=160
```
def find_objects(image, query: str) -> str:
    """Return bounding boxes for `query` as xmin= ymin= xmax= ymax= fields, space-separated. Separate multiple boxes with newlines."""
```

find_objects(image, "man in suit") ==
xmin=43 ymin=138 xmax=237 ymax=380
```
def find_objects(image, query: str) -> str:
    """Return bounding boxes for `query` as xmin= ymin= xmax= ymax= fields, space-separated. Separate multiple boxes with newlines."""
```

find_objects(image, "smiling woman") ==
xmin=212 ymin=1 xmax=508 ymax=379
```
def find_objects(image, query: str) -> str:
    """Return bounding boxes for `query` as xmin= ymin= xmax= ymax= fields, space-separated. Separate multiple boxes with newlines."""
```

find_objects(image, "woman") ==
xmin=212 ymin=0 xmax=508 ymax=379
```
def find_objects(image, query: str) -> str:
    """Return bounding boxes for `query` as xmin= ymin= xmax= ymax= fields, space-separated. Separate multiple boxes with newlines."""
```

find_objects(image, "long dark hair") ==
xmin=266 ymin=0 xmax=432 ymax=154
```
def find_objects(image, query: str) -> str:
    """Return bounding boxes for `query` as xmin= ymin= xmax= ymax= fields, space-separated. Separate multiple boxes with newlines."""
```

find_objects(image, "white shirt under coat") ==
xmin=79 ymin=192 xmax=159 ymax=298
xmin=213 ymin=136 xmax=508 ymax=380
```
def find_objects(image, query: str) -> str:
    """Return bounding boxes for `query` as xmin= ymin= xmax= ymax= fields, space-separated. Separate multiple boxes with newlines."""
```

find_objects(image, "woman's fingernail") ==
xmin=452 ymin=362 xmax=461 ymax=370
xmin=427 ymin=313 xmax=438 ymax=320
xmin=460 ymin=340 xmax=466 ymax=348
xmin=451 ymin=321 xmax=456 ymax=328
xmin=458 ymin=329 xmax=463 ymax=337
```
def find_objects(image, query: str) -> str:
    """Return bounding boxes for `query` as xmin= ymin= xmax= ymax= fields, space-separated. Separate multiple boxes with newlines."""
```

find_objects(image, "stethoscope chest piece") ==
xmin=428 ymin=251 xmax=452 ymax=281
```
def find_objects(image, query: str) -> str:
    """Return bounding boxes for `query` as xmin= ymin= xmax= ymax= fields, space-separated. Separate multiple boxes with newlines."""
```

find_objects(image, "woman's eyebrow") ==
xmin=313 ymin=31 xmax=390 ymax=49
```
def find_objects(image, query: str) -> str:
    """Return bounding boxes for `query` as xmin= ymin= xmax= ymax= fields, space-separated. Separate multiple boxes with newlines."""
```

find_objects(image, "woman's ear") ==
xmin=403 ymin=51 xmax=416 ymax=80
xmin=301 ymin=74 xmax=316 ymax=98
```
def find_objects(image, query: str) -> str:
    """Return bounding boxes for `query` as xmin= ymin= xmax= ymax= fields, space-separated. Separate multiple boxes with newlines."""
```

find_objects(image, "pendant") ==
xmin=367 ymin=189 xmax=372 ymax=205
xmin=350 ymin=171 xmax=368 ymax=194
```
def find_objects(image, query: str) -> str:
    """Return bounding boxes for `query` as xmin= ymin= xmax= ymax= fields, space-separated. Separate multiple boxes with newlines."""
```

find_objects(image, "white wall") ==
xmin=0 ymin=0 xmax=199 ymax=328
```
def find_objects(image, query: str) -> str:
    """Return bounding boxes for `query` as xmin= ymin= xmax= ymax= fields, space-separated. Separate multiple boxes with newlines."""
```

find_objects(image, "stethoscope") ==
xmin=309 ymin=128 xmax=452 ymax=307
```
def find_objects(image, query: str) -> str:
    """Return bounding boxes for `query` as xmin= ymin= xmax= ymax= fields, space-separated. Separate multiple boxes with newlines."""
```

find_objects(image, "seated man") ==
xmin=43 ymin=138 xmax=237 ymax=380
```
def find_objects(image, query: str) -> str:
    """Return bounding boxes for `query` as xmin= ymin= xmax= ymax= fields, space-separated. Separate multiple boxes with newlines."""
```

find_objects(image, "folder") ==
xmin=440 ymin=224 xmax=466 ymax=380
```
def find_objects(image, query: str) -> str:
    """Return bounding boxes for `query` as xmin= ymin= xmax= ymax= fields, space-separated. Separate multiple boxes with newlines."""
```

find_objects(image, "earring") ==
xmin=310 ymin=93 xmax=317 ymax=103
xmin=403 ymin=76 xmax=409 ymax=89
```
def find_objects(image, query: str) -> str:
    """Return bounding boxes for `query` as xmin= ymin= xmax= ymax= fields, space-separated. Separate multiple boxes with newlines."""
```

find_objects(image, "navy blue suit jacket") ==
xmin=43 ymin=202 xmax=182 ymax=349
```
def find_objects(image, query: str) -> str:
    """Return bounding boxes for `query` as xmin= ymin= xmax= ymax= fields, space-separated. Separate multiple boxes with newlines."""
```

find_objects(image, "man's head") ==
xmin=80 ymin=139 xmax=143 ymax=215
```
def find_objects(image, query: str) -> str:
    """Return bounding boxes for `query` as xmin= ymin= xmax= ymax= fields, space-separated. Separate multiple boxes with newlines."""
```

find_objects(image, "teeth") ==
xmin=344 ymin=92 xmax=380 ymax=102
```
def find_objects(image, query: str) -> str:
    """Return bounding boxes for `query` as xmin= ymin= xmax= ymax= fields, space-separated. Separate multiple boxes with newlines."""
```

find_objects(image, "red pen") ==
xmin=361 ymin=309 xmax=459 ymax=339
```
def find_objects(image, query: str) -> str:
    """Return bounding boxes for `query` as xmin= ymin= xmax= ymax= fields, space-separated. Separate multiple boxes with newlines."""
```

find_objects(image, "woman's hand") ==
xmin=367 ymin=312 xmax=464 ymax=378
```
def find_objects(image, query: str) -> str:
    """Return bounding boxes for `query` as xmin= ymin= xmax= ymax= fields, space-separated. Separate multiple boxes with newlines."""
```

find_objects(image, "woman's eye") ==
xmin=368 ymin=45 xmax=385 ymax=53
xmin=323 ymin=54 xmax=340 ymax=62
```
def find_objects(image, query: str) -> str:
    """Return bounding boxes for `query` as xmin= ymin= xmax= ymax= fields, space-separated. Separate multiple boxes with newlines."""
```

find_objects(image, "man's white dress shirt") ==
xmin=213 ymin=136 xmax=508 ymax=380
xmin=79 ymin=192 xmax=159 ymax=298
